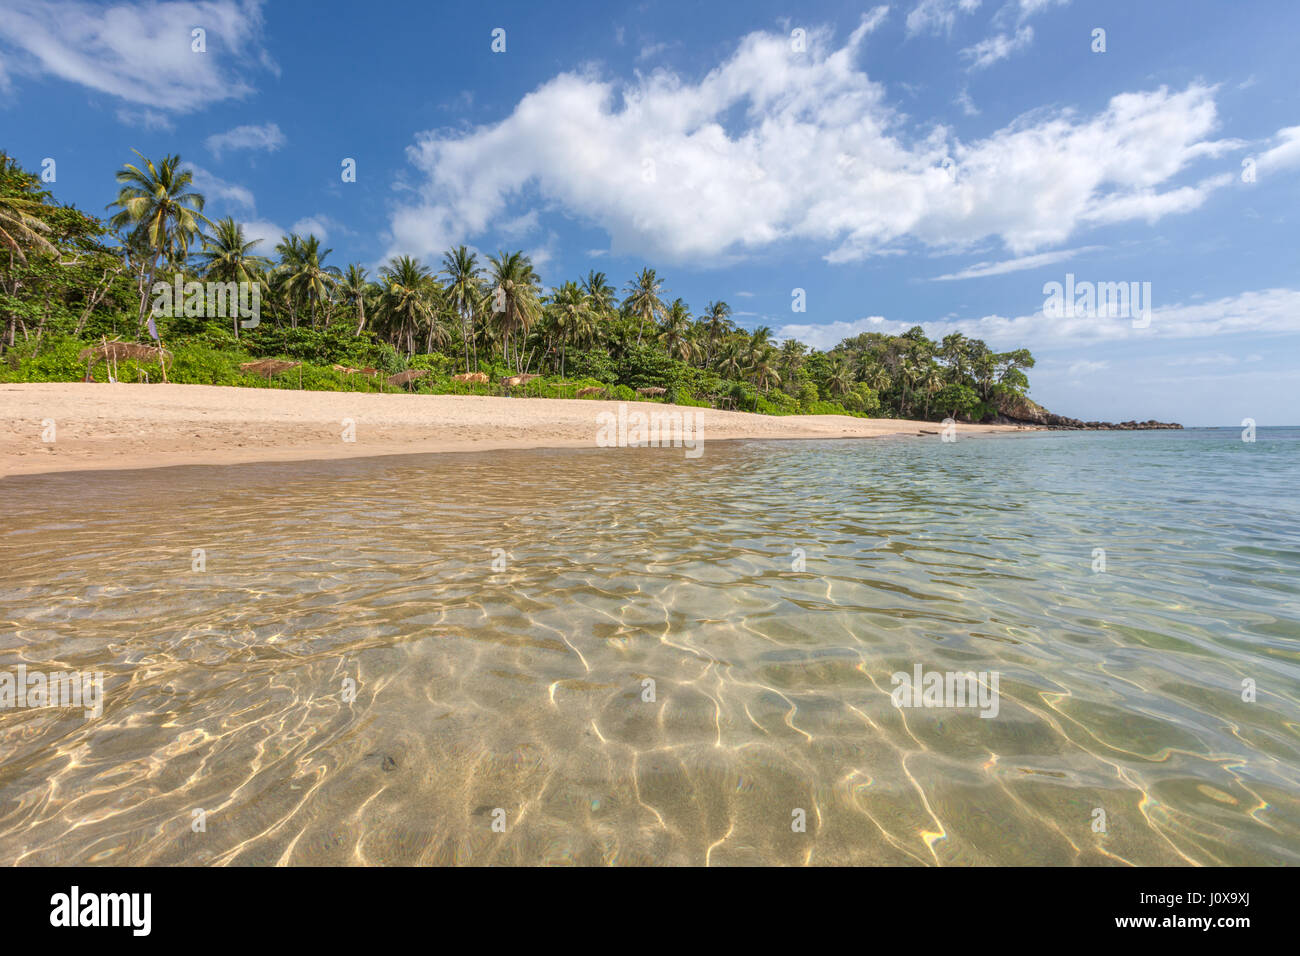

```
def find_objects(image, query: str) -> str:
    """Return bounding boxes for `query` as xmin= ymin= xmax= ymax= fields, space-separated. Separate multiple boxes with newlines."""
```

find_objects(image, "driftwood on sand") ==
xmin=452 ymin=371 xmax=489 ymax=383
xmin=388 ymin=369 xmax=430 ymax=389
xmin=240 ymin=359 xmax=302 ymax=380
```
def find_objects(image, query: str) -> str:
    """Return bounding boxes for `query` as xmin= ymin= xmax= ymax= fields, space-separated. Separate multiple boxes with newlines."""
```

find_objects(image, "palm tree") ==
xmin=581 ymin=270 xmax=617 ymax=315
xmin=623 ymin=267 xmax=664 ymax=347
xmin=544 ymin=281 xmax=594 ymax=378
xmin=0 ymin=154 xmax=58 ymax=263
xmin=275 ymin=234 xmax=340 ymax=328
xmin=487 ymin=250 xmax=540 ymax=372
xmin=825 ymin=356 xmax=854 ymax=398
xmin=702 ymin=300 xmax=733 ymax=367
xmin=378 ymin=255 xmax=438 ymax=357
xmin=196 ymin=217 xmax=270 ymax=338
xmin=441 ymin=245 xmax=481 ymax=371
xmin=658 ymin=298 xmax=695 ymax=362
xmin=107 ymin=151 xmax=211 ymax=327
xmin=340 ymin=264 xmax=371 ymax=335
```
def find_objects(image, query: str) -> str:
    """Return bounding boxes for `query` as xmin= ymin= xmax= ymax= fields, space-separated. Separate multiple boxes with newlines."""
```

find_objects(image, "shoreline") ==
xmin=0 ymin=382 xmax=1040 ymax=479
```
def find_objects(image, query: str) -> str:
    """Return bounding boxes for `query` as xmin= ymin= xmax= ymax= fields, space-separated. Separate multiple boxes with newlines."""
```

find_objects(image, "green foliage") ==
xmin=0 ymin=151 xmax=1040 ymax=423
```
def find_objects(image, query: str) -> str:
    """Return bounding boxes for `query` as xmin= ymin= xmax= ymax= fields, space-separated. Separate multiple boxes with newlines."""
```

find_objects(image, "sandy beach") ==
xmin=0 ymin=383 xmax=1035 ymax=477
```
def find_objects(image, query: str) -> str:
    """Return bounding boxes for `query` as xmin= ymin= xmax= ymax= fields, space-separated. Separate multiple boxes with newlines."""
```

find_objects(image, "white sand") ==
xmin=0 ymin=383 xmax=1037 ymax=477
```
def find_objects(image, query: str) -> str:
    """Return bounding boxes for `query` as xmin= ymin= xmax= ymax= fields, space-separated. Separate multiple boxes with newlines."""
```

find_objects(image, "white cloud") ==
xmin=185 ymin=163 xmax=255 ymax=212
xmin=954 ymin=87 xmax=980 ymax=116
xmin=1255 ymin=126 xmax=1300 ymax=176
xmin=0 ymin=0 xmax=274 ymax=113
xmin=205 ymin=122 xmax=285 ymax=158
xmin=242 ymin=219 xmax=286 ymax=250
xmin=932 ymin=245 xmax=1104 ymax=280
xmin=1013 ymin=0 xmax=1069 ymax=19
xmin=906 ymin=0 xmax=982 ymax=36
xmin=778 ymin=288 xmax=1300 ymax=350
xmin=1066 ymin=359 xmax=1108 ymax=377
xmin=289 ymin=216 xmax=331 ymax=241
xmin=385 ymin=19 xmax=1244 ymax=267
xmin=962 ymin=25 xmax=1034 ymax=70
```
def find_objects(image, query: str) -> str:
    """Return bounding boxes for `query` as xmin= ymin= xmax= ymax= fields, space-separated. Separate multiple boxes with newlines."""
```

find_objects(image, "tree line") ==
xmin=0 ymin=150 xmax=1034 ymax=419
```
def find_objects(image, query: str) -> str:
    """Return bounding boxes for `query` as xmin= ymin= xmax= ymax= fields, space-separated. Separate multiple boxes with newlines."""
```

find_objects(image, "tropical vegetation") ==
xmin=0 ymin=151 xmax=1036 ymax=420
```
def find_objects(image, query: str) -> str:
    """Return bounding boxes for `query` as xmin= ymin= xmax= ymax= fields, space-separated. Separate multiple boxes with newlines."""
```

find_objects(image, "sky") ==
xmin=1 ymin=0 xmax=1297 ymax=425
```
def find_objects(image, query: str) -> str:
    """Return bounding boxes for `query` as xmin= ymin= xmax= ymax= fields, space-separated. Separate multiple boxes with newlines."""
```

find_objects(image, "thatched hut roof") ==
xmin=332 ymin=364 xmax=378 ymax=376
xmin=501 ymin=373 xmax=541 ymax=387
xmin=79 ymin=340 xmax=172 ymax=367
xmin=576 ymin=386 xmax=607 ymax=397
xmin=388 ymin=369 xmax=430 ymax=388
xmin=637 ymin=386 xmax=667 ymax=396
xmin=240 ymin=359 xmax=302 ymax=379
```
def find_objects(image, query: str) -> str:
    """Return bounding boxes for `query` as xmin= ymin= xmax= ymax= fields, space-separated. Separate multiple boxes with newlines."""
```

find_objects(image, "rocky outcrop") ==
xmin=990 ymin=391 xmax=1181 ymax=430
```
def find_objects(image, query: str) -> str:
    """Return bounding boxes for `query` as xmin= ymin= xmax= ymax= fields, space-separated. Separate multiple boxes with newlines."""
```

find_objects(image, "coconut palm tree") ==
xmin=702 ymin=300 xmax=733 ymax=367
xmin=487 ymin=250 xmax=540 ymax=372
xmin=340 ymin=264 xmax=371 ymax=335
xmin=825 ymin=356 xmax=854 ymax=398
xmin=441 ymin=245 xmax=482 ymax=372
xmin=107 ymin=151 xmax=211 ymax=327
xmin=196 ymin=218 xmax=270 ymax=339
xmin=378 ymin=255 xmax=438 ymax=357
xmin=544 ymin=281 xmax=595 ymax=378
xmin=275 ymin=234 xmax=340 ymax=328
xmin=0 ymin=154 xmax=58 ymax=263
xmin=623 ymin=267 xmax=664 ymax=347
xmin=658 ymin=298 xmax=695 ymax=362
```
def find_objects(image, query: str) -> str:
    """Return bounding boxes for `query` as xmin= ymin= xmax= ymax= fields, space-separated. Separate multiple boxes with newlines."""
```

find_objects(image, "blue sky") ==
xmin=1 ymin=0 xmax=1297 ymax=425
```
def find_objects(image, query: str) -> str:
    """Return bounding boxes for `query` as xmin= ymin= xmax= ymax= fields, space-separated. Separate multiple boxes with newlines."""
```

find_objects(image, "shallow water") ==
xmin=1 ymin=428 xmax=1298 ymax=865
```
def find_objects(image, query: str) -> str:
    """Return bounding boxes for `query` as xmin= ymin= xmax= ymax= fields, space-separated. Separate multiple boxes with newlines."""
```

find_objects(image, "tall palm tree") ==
xmin=196 ymin=217 xmax=270 ymax=338
xmin=581 ymin=270 xmax=617 ymax=315
xmin=441 ymin=245 xmax=482 ymax=372
xmin=275 ymin=234 xmax=340 ymax=328
xmin=378 ymin=255 xmax=438 ymax=357
xmin=107 ymin=151 xmax=211 ymax=327
xmin=658 ymin=298 xmax=695 ymax=362
xmin=702 ymin=300 xmax=733 ymax=367
xmin=340 ymin=264 xmax=371 ymax=335
xmin=544 ymin=281 xmax=594 ymax=378
xmin=623 ymin=267 xmax=664 ymax=347
xmin=487 ymin=250 xmax=540 ymax=372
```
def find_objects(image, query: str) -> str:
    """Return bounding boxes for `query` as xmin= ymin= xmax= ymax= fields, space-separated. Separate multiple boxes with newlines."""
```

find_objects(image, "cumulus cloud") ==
xmin=1255 ymin=125 xmax=1300 ymax=176
xmin=0 ymin=0 xmax=274 ymax=113
xmin=385 ymin=15 xmax=1243 ymax=267
xmin=205 ymin=122 xmax=285 ymax=158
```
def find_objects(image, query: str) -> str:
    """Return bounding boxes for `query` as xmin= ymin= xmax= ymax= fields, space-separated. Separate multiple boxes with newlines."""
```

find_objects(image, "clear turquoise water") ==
xmin=0 ymin=427 xmax=1297 ymax=864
